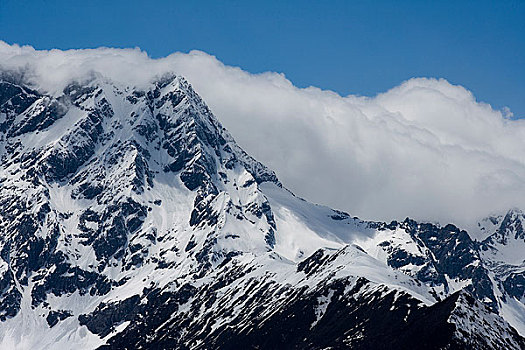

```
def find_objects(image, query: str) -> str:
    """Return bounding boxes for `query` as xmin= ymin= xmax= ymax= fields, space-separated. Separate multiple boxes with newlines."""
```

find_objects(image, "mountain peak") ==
xmin=0 ymin=71 xmax=523 ymax=348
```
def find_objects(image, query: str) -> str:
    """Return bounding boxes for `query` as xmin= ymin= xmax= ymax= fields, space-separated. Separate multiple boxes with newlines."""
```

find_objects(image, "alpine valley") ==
xmin=0 ymin=67 xmax=524 ymax=350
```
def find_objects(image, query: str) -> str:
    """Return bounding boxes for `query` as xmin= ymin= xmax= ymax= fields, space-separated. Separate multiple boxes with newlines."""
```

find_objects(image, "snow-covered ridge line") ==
xmin=0 ymin=72 xmax=523 ymax=349
xmin=4 ymin=40 xmax=525 ymax=232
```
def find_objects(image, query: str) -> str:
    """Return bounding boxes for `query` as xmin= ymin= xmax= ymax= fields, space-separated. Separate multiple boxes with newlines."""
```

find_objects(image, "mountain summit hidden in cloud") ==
xmin=0 ymin=52 xmax=524 ymax=349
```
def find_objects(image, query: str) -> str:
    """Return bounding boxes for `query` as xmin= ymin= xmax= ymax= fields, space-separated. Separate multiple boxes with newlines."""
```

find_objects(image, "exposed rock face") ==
xmin=0 ymin=73 xmax=523 ymax=349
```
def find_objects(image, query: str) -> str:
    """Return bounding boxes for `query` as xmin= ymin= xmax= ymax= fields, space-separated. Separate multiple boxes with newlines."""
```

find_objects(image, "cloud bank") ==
xmin=2 ymin=41 xmax=524 ymax=231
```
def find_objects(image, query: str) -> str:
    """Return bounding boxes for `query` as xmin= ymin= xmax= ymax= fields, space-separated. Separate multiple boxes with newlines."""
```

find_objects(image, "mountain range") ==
xmin=0 ymin=70 xmax=524 ymax=349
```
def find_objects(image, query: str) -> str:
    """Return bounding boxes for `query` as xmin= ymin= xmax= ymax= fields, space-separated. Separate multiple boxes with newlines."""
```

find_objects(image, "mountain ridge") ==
xmin=0 ymin=71 xmax=523 ymax=349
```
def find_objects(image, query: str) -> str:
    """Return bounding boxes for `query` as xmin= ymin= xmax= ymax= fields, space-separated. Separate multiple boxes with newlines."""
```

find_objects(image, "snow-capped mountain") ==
xmin=0 ymin=70 xmax=523 ymax=349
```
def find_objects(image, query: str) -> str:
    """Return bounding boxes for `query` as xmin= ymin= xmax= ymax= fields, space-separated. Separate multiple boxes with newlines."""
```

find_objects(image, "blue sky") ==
xmin=1 ymin=0 xmax=524 ymax=117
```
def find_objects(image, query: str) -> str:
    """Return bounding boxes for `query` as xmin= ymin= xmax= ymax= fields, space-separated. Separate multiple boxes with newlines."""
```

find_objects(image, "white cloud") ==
xmin=1 ymin=41 xmax=524 ymax=230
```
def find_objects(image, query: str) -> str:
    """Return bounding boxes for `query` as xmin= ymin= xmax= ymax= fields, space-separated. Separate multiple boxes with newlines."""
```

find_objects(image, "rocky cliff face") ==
xmin=0 ymin=72 xmax=523 ymax=349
